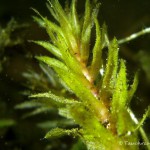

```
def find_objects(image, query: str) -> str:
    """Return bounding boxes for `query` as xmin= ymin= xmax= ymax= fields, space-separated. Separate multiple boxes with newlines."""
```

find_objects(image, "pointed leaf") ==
xmin=22 ymin=107 xmax=51 ymax=119
xmin=45 ymin=127 xmax=79 ymax=139
xmin=134 ymin=106 xmax=150 ymax=131
xmin=90 ymin=17 xmax=102 ymax=79
xmin=117 ymin=109 xmax=134 ymax=135
xmin=80 ymin=0 xmax=91 ymax=63
xmin=15 ymin=101 xmax=42 ymax=109
xmin=37 ymin=119 xmax=75 ymax=129
xmin=102 ymin=38 xmax=118 ymax=90
xmin=128 ymin=72 xmax=138 ymax=103
xmin=37 ymin=56 xmax=109 ymax=122
xmin=50 ymin=0 xmax=72 ymax=30
xmin=101 ymin=23 xmax=109 ymax=48
xmin=30 ymin=91 xmax=80 ymax=104
xmin=46 ymin=1 xmax=59 ymax=21
xmin=111 ymin=59 xmax=127 ymax=113
xmin=32 ymin=16 xmax=45 ymax=27
xmin=59 ymin=108 xmax=73 ymax=119
xmin=71 ymin=0 xmax=80 ymax=38
xmin=48 ymin=0 xmax=79 ymax=54
xmin=36 ymin=56 xmax=68 ymax=71
xmin=0 ymin=119 xmax=16 ymax=128
xmin=32 ymin=41 xmax=62 ymax=59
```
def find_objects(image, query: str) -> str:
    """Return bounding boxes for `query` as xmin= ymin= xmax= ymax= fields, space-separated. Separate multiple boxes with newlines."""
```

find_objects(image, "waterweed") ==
xmin=16 ymin=0 xmax=150 ymax=149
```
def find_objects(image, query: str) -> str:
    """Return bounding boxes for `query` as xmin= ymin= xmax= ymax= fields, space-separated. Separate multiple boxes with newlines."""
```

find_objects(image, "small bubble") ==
xmin=127 ymin=131 xmax=131 ymax=136
xmin=103 ymin=85 xmax=106 ymax=88
xmin=100 ymin=68 xmax=104 ymax=76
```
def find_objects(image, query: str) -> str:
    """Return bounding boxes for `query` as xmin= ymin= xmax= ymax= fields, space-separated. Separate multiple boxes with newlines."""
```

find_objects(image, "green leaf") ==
xmin=36 ymin=56 xmax=68 ymax=71
xmin=32 ymin=16 xmax=45 ymax=27
xmin=49 ymin=0 xmax=71 ymax=30
xmin=111 ymin=59 xmax=127 ymax=113
xmin=90 ymin=17 xmax=102 ymax=79
xmin=46 ymin=1 xmax=59 ymax=21
xmin=37 ymin=56 xmax=109 ymax=122
xmin=128 ymin=72 xmax=138 ymax=103
xmin=134 ymin=106 xmax=150 ymax=131
xmin=45 ymin=127 xmax=79 ymax=139
xmin=58 ymin=107 xmax=73 ymax=119
xmin=37 ymin=119 xmax=75 ymax=129
xmin=43 ymin=17 xmax=64 ymax=40
xmin=101 ymin=23 xmax=109 ymax=48
xmin=15 ymin=101 xmax=42 ymax=109
xmin=117 ymin=109 xmax=133 ymax=135
xmin=80 ymin=0 xmax=91 ymax=63
xmin=71 ymin=0 xmax=80 ymax=39
xmin=111 ymin=60 xmax=130 ymax=135
xmin=30 ymin=91 xmax=80 ymax=105
xmin=22 ymin=107 xmax=52 ymax=119
xmin=32 ymin=41 xmax=62 ymax=59
xmin=0 ymin=119 xmax=16 ymax=128
xmin=71 ymin=139 xmax=87 ymax=150
xmin=102 ymin=38 xmax=118 ymax=91
xmin=48 ymin=0 xmax=79 ymax=54
xmin=39 ymin=63 xmax=61 ymax=88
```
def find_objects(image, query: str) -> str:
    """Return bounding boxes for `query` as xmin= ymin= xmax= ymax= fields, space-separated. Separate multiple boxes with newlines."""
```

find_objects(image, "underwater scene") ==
xmin=0 ymin=0 xmax=150 ymax=150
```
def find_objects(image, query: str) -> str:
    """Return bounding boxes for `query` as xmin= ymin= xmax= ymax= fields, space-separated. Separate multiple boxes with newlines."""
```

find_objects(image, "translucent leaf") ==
xmin=90 ymin=17 xmax=102 ymax=79
xmin=83 ymin=0 xmax=91 ymax=30
xmin=36 ymin=56 xmax=68 ymax=71
xmin=30 ymin=91 xmax=80 ymax=105
xmin=32 ymin=8 xmax=66 ymax=46
xmin=32 ymin=41 xmax=62 ymax=59
xmin=102 ymin=38 xmax=118 ymax=91
xmin=111 ymin=60 xmax=129 ymax=135
xmin=22 ymin=107 xmax=52 ymax=119
xmin=32 ymin=16 xmax=45 ymax=27
xmin=45 ymin=127 xmax=79 ymax=139
xmin=58 ymin=108 xmax=73 ymax=119
xmin=39 ymin=63 xmax=61 ymax=88
xmin=15 ymin=101 xmax=42 ymax=109
xmin=71 ymin=0 xmax=80 ymax=38
xmin=43 ymin=17 xmax=64 ymax=38
xmin=134 ymin=106 xmax=150 ymax=131
xmin=58 ymin=49 xmax=83 ymax=76
xmin=37 ymin=119 xmax=75 ymax=129
xmin=37 ymin=56 xmax=108 ymax=122
xmin=101 ymin=23 xmax=109 ymax=48
xmin=111 ymin=59 xmax=127 ymax=112
xmin=47 ymin=0 xmax=78 ymax=54
xmin=117 ymin=109 xmax=133 ymax=135
xmin=0 ymin=119 xmax=16 ymax=128
xmin=49 ymin=0 xmax=72 ymax=30
xmin=15 ymin=99 xmax=57 ymax=111
xmin=80 ymin=0 xmax=91 ymax=63
xmin=128 ymin=72 xmax=138 ymax=103
xmin=46 ymin=1 xmax=59 ymax=21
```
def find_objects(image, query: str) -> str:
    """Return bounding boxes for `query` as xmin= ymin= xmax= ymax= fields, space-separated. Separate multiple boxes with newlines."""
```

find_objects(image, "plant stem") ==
xmin=118 ymin=27 xmax=150 ymax=44
xmin=128 ymin=108 xmax=150 ymax=150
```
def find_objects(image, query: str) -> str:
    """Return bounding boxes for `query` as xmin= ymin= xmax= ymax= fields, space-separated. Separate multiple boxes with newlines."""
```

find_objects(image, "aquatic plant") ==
xmin=17 ymin=0 xmax=150 ymax=149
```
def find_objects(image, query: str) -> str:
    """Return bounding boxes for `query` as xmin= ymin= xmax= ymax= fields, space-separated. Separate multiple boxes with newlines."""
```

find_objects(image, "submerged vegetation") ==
xmin=0 ymin=0 xmax=150 ymax=150
xmin=19 ymin=0 xmax=150 ymax=149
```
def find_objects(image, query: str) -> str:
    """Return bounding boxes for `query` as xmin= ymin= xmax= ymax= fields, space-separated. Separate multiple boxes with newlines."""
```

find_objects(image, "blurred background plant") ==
xmin=0 ymin=0 xmax=150 ymax=150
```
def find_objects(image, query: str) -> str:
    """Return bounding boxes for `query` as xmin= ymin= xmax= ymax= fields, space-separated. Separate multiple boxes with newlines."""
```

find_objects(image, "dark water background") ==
xmin=0 ymin=0 xmax=150 ymax=150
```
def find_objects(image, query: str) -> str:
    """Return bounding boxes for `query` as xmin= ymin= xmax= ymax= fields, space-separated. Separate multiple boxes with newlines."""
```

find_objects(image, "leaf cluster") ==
xmin=16 ymin=0 xmax=150 ymax=150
